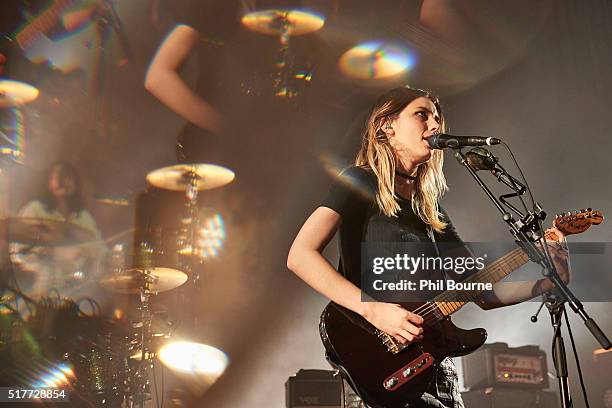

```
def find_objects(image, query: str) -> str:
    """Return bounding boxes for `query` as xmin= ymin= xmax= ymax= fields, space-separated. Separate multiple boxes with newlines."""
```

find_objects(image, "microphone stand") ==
xmin=453 ymin=148 xmax=611 ymax=408
xmin=91 ymin=0 xmax=132 ymax=138
xmin=100 ymin=0 xmax=133 ymax=65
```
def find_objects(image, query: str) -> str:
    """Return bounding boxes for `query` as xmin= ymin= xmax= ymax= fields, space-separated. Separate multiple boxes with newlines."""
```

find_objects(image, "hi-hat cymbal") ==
xmin=146 ymin=164 xmax=235 ymax=192
xmin=3 ymin=217 xmax=96 ymax=246
xmin=95 ymin=197 xmax=131 ymax=207
xmin=100 ymin=267 xmax=188 ymax=294
xmin=241 ymin=9 xmax=325 ymax=36
xmin=0 ymin=80 xmax=39 ymax=108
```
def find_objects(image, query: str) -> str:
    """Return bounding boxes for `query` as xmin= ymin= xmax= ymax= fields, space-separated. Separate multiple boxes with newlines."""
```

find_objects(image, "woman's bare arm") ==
xmin=145 ymin=25 xmax=223 ymax=133
xmin=287 ymin=207 xmax=424 ymax=344
xmin=477 ymin=228 xmax=570 ymax=310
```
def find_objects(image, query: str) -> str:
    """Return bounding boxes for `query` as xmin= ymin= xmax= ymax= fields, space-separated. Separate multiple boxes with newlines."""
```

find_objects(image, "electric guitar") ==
xmin=319 ymin=209 xmax=603 ymax=408
xmin=3 ymin=1 xmax=98 ymax=75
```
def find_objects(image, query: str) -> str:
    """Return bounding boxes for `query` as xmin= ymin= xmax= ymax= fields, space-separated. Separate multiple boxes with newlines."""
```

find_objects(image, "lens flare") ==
xmin=0 ymin=106 xmax=26 ymax=164
xmin=179 ymin=212 xmax=226 ymax=259
xmin=339 ymin=41 xmax=416 ymax=80
xmin=318 ymin=152 xmax=375 ymax=201
xmin=31 ymin=362 xmax=75 ymax=388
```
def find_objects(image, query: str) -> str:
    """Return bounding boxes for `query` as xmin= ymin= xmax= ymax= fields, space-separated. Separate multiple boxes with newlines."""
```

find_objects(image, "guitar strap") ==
xmin=426 ymin=224 xmax=440 ymax=258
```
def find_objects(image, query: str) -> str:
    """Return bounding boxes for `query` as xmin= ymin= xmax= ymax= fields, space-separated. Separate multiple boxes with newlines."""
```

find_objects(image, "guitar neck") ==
xmin=429 ymin=232 xmax=555 ymax=318
xmin=15 ymin=0 xmax=75 ymax=49
xmin=429 ymin=247 xmax=526 ymax=317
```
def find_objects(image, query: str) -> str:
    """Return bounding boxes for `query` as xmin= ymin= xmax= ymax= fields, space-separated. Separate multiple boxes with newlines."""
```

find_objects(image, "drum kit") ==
xmin=0 ymin=4 xmax=327 ymax=405
xmin=1 ymin=154 xmax=235 ymax=406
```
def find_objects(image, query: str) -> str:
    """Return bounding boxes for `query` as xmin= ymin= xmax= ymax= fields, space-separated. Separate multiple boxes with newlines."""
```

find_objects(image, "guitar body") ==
xmin=320 ymin=302 xmax=487 ymax=408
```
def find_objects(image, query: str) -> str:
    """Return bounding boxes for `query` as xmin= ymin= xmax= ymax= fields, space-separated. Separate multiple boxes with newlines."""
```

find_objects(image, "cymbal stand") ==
xmin=128 ymin=243 xmax=157 ymax=408
xmin=273 ymin=13 xmax=293 ymax=97
xmin=181 ymin=170 xmax=202 ymax=330
xmin=1 ymin=153 xmax=21 ymax=289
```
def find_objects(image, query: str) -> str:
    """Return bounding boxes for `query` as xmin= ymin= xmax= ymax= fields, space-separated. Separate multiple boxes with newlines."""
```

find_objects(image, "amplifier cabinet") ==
xmin=461 ymin=388 xmax=559 ymax=408
xmin=462 ymin=342 xmax=549 ymax=390
xmin=285 ymin=369 xmax=343 ymax=408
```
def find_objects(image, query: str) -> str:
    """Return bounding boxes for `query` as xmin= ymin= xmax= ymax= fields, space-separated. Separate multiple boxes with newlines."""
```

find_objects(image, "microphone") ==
xmin=427 ymin=133 xmax=501 ymax=149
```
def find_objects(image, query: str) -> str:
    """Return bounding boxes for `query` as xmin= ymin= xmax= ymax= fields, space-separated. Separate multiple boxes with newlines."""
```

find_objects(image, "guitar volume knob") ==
xmin=402 ymin=367 xmax=414 ymax=377
xmin=383 ymin=377 xmax=399 ymax=390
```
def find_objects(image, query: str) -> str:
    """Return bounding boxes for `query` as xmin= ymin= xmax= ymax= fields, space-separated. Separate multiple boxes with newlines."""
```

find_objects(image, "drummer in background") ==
xmin=11 ymin=162 xmax=106 ymax=297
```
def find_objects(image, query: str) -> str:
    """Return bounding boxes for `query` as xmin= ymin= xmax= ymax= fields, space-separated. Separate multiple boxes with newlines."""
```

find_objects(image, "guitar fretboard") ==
xmin=426 ymin=232 xmax=555 ymax=320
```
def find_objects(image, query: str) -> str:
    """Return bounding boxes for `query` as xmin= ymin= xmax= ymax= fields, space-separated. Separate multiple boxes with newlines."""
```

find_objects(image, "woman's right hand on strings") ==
xmin=362 ymin=302 xmax=424 ymax=345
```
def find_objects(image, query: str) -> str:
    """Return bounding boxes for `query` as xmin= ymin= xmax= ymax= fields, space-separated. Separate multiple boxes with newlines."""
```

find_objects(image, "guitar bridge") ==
xmin=377 ymin=331 xmax=408 ymax=354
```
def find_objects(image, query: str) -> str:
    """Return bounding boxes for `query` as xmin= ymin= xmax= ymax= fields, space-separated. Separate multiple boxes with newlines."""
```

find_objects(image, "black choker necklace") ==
xmin=395 ymin=170 xmax=417 ymax=181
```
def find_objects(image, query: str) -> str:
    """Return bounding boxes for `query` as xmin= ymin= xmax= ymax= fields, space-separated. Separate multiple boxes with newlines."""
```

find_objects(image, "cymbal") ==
xmin=95 ymin=197 xmax=131 ymax=207
xmin=0 ymin=80 xmax=40 ymax=108
xmin=100 ymin=267 xmax=188 ymax=294
xmin=241 ymin=9 xmax=325 ymax=36
xmin=146 ymin=164 xmax=235 ymax=192
xmin=3 ymin=217 xmax=96 ymax=246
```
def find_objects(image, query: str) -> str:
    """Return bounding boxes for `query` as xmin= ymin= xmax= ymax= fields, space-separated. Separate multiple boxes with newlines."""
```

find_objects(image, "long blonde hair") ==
xmin=355 ymin=87 xmax=448 ymax=232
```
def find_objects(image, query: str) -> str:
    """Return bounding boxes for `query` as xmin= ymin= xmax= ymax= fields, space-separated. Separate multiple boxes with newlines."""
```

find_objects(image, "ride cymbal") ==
xmin=146 ymin=164 xmax=235 ymax=192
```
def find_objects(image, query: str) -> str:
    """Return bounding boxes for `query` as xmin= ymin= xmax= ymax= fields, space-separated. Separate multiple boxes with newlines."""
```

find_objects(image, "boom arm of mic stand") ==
xmin=454 ymin=149 xmax=534 ymax=244
xmin=454 ymin=149 xmax=611 ymax=350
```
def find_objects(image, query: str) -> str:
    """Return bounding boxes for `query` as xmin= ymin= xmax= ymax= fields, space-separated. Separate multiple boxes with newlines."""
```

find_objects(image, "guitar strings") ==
xmin=366 ymin=230 xmax=560 ymax=341
xmin=413 ymin=250 xmax=524 ymax=319
xmin=408 ymin=247 xmax=530 ymax=321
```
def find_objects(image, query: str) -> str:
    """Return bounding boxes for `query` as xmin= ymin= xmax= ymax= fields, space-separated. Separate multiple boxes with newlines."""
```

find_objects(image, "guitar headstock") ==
xmin=553 ymin=208 xmax=604 ymax=236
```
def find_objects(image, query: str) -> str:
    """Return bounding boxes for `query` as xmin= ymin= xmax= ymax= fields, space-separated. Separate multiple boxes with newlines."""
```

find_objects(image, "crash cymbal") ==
xmin=241 ymin=9 xmax=325 ymax=36
xmin=3 ymin=217 xmax=96 ymax=246
xmin=100 ymin=267 xmax=188 ymax=294
xmin=146 ymin=164 xmax=235 ymax=192
xmin=0 ymin=80 xmax=39 ymax=108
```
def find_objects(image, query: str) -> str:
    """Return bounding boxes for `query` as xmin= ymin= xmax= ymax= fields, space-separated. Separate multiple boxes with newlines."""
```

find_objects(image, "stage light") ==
xmin=158 ymin=341 xmax=229 ymax=384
